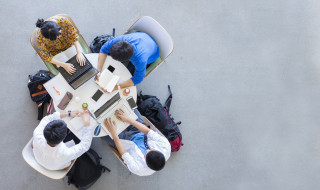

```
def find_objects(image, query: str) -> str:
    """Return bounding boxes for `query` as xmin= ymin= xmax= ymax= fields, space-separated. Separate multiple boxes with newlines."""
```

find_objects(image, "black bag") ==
xmin=89 ymin=28 xmax=115 ymax=53
xmin=67 ymin=149 xmax=110 ymax=190
xmin=27 ymin=70 xmax=52 ymax=120
xmin=137 ymin=85 xmax=183 ymax=152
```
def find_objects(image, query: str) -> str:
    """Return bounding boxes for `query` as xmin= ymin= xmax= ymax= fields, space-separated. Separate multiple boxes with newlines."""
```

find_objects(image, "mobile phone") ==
xmin=127 ymin=96 xmax=137 ymax=109
xmin=107 ymin=65 xmax=115 ymax=73
xmin=92 ymin=89 xmax=103 ymax=102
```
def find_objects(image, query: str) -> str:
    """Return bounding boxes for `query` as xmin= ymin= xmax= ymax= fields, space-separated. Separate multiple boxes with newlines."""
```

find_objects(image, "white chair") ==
xmin=22 ymin=138 xmax=75 ymax=180
xmin=125 ymin=16 xmax=174 ymax=77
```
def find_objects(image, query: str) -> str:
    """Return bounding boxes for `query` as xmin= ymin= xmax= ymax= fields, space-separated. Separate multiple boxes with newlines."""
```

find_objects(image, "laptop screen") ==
xmin=94 ymin=93 xmax=121 ymax=118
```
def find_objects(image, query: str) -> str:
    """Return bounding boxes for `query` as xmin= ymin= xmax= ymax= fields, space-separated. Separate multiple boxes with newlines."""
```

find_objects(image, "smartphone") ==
xmin=127 ymin=96 xmax=137 ymax=109
xmin=92 ymin=89 xmax=103 ymax=102
xmin=107 ymin=65 xmax=115 ymax=73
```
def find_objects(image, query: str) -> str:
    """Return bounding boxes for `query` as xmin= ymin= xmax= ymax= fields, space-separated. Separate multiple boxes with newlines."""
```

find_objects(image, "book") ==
xmin=52 ymin=46 xmax=77 ymax=63
xmin=69 ymin=116 xmax=98 ymax=139
xmin=95 ymin=69 xmax=120 ymax=92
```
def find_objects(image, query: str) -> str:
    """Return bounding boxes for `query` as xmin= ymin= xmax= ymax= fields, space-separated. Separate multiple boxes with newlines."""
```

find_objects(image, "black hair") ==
xmin=36 ymin=18 xmax=61 ymax=41
xmin=43 ymin=120 xmax=68 ymax=145
xmin=110 ymin=40 xmax=134 ymax=62
xmin=145 ymin=150 xmax=166 ymax=171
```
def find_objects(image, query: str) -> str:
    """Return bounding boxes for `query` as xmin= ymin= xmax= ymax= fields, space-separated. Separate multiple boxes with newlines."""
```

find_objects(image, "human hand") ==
xmin=94 ymin=72 xmax=101 ymax=81
xmin=63 ymin=63 xmax=76 ymax=75
xmin=104 ymin=118 xmax=117 ymax=135
xmin=76 ymin=53 xmax=86 ymax=66
xmin=115 ymin=109 xmax=130 ymax=123
xmin=101 ymin=85 xmax=119 ymax=93
xmin=70 ymin=110 xmax=80 ymax=117
xmin=81 ymin=111 xmax=90 ymax=127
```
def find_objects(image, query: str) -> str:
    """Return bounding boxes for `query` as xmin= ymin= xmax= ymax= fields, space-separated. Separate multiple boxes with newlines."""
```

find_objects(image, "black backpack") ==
xmin=27 ymin=70 xmax=52 ymax=120
xmin=67 ymin=149 xmax=110 ymax=190
xmin=89 ymin=28 xmax=115 ymax=53
xmin=137 ymin=85 xmax=183 ymax=152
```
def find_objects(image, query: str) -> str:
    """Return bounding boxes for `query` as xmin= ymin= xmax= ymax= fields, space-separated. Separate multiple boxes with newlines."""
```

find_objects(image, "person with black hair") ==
xmin=95 ymin=32 xmax=159 ymax=91
xmin=35 ymin=15 xmax=86 ymax=75
xmin=33 ymin=111 xmax=94 ymax=170
xmin=104 ymin=109 xmax=170 ymax=176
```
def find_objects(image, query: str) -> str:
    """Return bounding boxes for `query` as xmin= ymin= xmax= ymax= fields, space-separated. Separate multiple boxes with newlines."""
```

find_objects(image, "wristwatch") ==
xmin=68 ymin=110 xmax=71 ymax=117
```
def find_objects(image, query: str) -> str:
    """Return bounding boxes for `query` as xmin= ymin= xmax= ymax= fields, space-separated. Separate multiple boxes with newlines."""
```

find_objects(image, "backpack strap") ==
xmin=164 ymin=108 xmax=182 ymax=141
xmin=164 ymin=85 xmax=173 ymax=112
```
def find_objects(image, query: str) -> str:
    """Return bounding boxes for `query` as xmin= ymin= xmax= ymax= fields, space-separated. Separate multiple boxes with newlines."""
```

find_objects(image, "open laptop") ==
xmin=58 ymin=54 xmax=98 ymax=89
xmin=94 ymin=93 xmax=138 ymax=138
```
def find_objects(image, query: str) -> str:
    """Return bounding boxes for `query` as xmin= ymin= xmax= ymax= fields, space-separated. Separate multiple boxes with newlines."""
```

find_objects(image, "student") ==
xmin=104 ymin=109 xmax=170 ymax=176
xmin=95 ymin=32 xmax=159 ymax=91
xmin=32 ymin=111 xmax=94 ymax=170
xmin=35 ymin=15 xmax=86 ymax=75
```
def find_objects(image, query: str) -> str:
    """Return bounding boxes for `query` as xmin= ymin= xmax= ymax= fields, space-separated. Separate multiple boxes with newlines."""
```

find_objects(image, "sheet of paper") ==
xmin=68 ymin=116 xmax=98 ymax=139
xmin=52 ymin=46 xmax=77 ymax=63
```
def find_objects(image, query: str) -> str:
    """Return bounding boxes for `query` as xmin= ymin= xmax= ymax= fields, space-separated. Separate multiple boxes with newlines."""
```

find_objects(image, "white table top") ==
xmin=44 ymin=53 xmax=137 ymax=137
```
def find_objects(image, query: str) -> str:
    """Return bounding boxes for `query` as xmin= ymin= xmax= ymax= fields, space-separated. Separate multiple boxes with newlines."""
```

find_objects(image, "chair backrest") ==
xmin=107 ymin=145 xmax=128 ymax=169
xmin=142 ymin=116 xmax=165 ymax=137
xmin=22 ymin=138 xmax=74 ymax=180
xmin=126 ymin=16 xmax=174 ymax=77
xmin=127 ymin=16 xmax=174 ymax=60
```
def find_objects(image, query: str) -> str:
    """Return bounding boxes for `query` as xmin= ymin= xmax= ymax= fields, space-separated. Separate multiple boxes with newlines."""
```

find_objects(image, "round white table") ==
xmin=49 ymin=53 xmax=137 ymax=137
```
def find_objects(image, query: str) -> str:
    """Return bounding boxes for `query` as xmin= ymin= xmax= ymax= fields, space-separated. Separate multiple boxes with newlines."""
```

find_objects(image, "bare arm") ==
xmin=109 ymin=79 xmax=134 ymax=92
xmin=51 ymin=58 xmax=76 ymax=75
xmin=74 ymin=41 xmax=86 ymax=66
xmin=97 ymin=53 xmax=107 ymax=72
xmin=128 ymin=119 xmax=150 ymax=135
xmin=60 ymin=110 xmax=80 ymax=118
xmin=51 ymin=58 xmax=68 ymax=68
xmin=104 ymin=118 xmax=127 ymax=156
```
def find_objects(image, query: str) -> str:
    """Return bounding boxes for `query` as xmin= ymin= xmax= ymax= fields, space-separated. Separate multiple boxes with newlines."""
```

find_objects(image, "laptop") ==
xmin=58 ymin=54 xmax=98 ymax=89
xmin=94 ymin=93 xmax=138 ymax=138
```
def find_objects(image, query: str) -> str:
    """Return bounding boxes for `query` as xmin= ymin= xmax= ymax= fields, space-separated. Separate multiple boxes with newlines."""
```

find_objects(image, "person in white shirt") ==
xmin=33 ymin=111 xmax=94 ymax=170
xmin=104 ymin=109 xmax=171 ymax=176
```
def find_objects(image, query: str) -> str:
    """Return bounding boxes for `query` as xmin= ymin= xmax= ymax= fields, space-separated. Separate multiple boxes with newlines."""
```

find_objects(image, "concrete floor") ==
xmin=1 ymin=0 xmax=320 ymax=189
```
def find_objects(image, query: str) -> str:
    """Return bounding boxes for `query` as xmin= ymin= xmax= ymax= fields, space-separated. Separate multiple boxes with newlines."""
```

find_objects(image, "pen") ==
xmin=53 ymin=86 xmax=60 ymax=95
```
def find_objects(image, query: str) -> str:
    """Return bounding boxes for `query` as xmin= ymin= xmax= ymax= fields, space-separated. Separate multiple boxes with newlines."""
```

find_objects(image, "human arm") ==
xmin=105 ymin=78 xmax=135 ymax=93
xmin=50 ymin=58 xmax=76 ymax=75
xmin=59 ymin=110 xmax=80 ymax=118
xmin=104 ymin=118 xmax=127 ymax=156
xmin=74 ymin=41 xmax=86 ymax=66
xmin=115 ymin=109 xmax=150 ymax=135
xmin=65 ymin=112 xmax=94 ymax=160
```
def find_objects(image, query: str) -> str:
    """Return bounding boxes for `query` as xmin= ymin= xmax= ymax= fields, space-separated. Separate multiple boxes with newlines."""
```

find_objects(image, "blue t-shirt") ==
xmin=130 ymin=132 xmax=148 ymax=155
xmin=100 ymin=32 xmax=159 ymax=85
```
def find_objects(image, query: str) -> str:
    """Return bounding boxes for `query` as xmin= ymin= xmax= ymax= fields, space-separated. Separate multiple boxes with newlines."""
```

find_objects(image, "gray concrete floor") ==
xmin=1 ymin=0 xmax=320 ymax=189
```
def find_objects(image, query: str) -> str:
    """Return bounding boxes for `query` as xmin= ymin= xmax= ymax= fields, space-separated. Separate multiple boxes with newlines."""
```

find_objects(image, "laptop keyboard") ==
xmin=105 ymin=104 xmax=130 ymax=127
xmin=58 ymin=54 xmax=92 ymax=83
xmin=65 ymin=61 xmax=92 ymax=82
xmin=70 ymin=68 xmax=97 ymax=89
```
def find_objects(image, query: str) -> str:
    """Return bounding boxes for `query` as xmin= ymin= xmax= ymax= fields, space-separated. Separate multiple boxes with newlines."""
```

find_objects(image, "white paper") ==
xmin=52 ymin=46 xmax=77 ymax=63
xmin=96 ymin=69 xmax=120 ymax=92
xmin=68 ymin=116 xmax=98 ymax=139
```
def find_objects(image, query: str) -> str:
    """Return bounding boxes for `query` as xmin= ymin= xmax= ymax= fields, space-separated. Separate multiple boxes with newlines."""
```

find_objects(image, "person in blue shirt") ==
xmin=95 ymin=32 xmax=159 ymax=91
